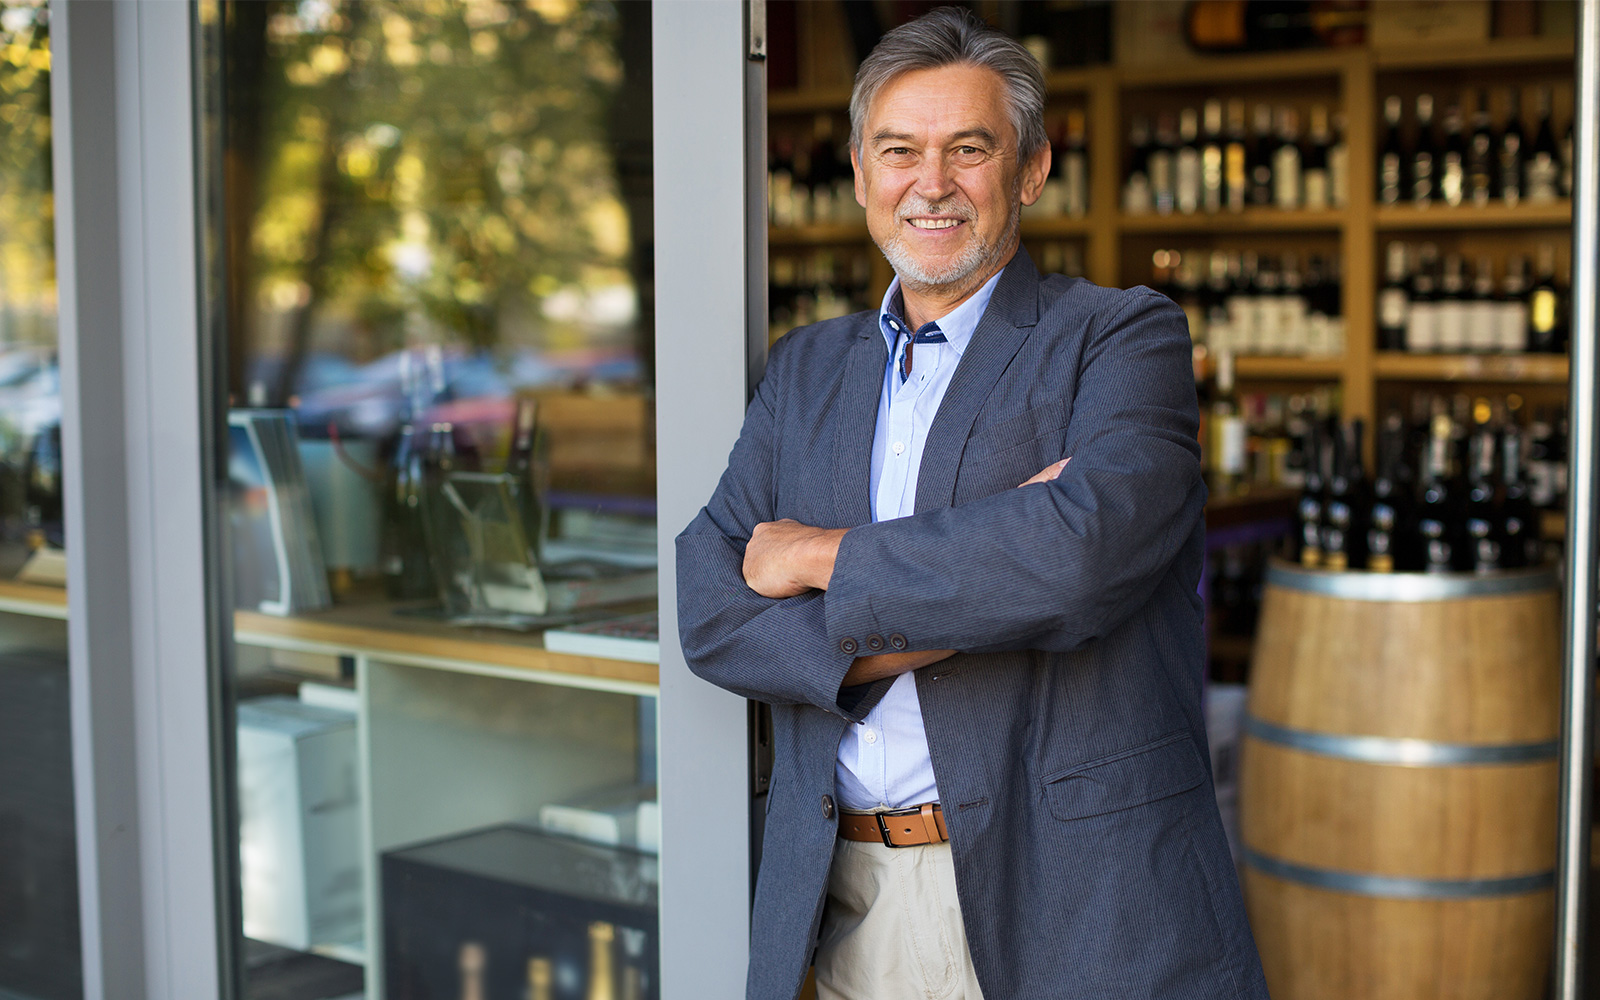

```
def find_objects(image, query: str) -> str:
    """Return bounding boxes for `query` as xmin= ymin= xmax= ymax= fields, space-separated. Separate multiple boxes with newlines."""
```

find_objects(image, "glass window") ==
xmin=0 ymin=4 xmax=78 ymax=999
xmin=198 ymin=2 xmax=658 ymax=997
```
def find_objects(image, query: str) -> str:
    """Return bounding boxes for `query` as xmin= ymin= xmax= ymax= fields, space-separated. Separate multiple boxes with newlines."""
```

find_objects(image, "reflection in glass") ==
xmin=0 ymin=5 xmax=79 ymax=1000
xmin=204 ymin=2 xmax=657 ymax=997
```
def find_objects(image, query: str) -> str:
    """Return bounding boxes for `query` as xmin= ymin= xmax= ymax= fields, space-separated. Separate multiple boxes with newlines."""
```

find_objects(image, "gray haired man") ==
xmin=677 ymin=8 xmax=1271 ymax=998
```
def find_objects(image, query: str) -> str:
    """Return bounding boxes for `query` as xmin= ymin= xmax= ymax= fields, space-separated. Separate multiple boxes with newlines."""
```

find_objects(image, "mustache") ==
xmin=896 ymin=195 xmax=975 ymax=222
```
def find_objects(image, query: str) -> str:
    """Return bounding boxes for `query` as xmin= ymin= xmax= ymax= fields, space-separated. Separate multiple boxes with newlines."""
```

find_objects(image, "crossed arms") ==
xmin=675 ymin=290 xmax=1205 ymax=721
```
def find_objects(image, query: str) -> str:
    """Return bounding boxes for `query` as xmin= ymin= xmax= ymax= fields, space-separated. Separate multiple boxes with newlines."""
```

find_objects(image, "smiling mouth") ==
xmin=906 ymin=218 xmax=964 ymax=230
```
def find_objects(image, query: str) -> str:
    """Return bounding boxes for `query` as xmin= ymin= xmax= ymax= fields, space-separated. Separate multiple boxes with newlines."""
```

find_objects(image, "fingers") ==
xmin=1017 ymin=457 xmax=1070 ymax=488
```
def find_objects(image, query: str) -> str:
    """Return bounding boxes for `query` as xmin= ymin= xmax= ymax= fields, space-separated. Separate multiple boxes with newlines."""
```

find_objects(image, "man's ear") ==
xmin=1018 ymin=143 xmax=1051 ymax=207
xmin=852 ymin=147 xmax=866 ymax=206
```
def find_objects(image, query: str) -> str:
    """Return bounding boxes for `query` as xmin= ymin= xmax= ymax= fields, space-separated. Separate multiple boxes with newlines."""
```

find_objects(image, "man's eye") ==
xmin=952 ymin=145 xmax=987 ymax=162
xmin=879 ymin=147 xmax=916 ymax=163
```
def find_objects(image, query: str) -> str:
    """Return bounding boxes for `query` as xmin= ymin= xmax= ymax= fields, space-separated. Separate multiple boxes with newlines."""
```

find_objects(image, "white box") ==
xmin=238 ymin=696 xmax=363 ymax=951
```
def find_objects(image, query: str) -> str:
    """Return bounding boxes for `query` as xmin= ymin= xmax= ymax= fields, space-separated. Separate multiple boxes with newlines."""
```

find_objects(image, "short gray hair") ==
xmin=849 ymin=7 xmax=1048 ymax=162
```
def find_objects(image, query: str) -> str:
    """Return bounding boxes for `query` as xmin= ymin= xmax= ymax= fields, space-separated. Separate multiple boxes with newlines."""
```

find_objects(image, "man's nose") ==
xmin=909 ymin=154 xmax=957 ymax=202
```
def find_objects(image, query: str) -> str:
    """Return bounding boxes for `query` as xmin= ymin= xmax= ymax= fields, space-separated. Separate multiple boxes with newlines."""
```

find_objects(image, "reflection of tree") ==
xmin=0 ymin=2 xmax=53 ymax=345
xmin=226 ymin=0 xmax=651 ymax=402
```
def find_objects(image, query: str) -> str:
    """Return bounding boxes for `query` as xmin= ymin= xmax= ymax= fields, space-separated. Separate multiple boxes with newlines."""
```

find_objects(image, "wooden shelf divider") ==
xmin=1373 ymin=353 xmax=1570 ymax=384
xmin=1375 ymin=201 xmax=1573 ymax=230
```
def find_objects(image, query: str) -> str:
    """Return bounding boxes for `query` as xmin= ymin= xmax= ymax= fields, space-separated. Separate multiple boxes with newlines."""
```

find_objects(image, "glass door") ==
xmin=0 ymin=4 xmax=79 ymax=998
xmin=195 ymin=3 xmax=661 ymax=997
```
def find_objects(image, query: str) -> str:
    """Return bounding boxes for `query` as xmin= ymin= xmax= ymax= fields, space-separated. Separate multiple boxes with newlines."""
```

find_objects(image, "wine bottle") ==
xmin=1438 ymin=102 xmax=1466 ymax=207
xmin=1224 ymin=99 xmax=1249 ymax=212
xmin=1416 ymin=411 xmax=1465 ymax=573
xmin=1377 ymin=241 xmax=1410 ymax=351
xmin=1465 ymin=90 xmax=1495 ymax=206
xmin=1499 ymin=423 xmax=1539 ymax=569
xmin=526 ymin=957 xmax=554 ymax=1000
xmin=1463 ymin=419 xmax=1501 ymax=572
xmin=1062 ymin=108 xmax=1088 ymax=218
xmin=1378 ymin=95 xmax=1405 ymax=205
xmin=588 ymin=922 xmax=617 ymax=1000
xmin=1253 ymin=254 xmax=1283 ymax=354
xmin=1302 ymin=104 xmax=1331 ymax=210
xmin=1210 ymin=351 xmax=1247 ymax=494
xmin=1466 ymin=256 xmax=1498 ymax=354
xmin=1528 ymin=408 xmax=1557 ymax=508
xmin=1366 ymin=411 xmax=1413 ymax=572
xmin=1151 ymin=112 xmax=1178 ymax=215
xmin=1526 ymin=85 xmax=1560 ymax=203
xmin=1201 ymin=99 xmax=1225 ymax=213
xmin=1272 ymin=106 xmax=1302 ymax=210
xmin=1434 ymin=253 xmax=1468 ymax=352
xmin=808 ymin=120 xmax=838 ymax=224
xmin=1328 ymin=109 xmax=1349 ymax=206
xmin=1176 ymin=107 xmax=1202 ymax=215
xmin=1320 ymin=419 xmax=1368 ymax=571
xmin=1405 ymin=244 xmax=1440 ymax=353
xmin=1249 ymin=102 xmax=1275 ymax=206
xmin=1499 ymin=86 xmax=1524 ymax=206
xmin=1278 ymin=252 xmax=1309 ymax=355
xmin=1411 ymin=94 xmax=1437 ymax=204
xmin=1528 ymin=244 xmax=1562 ymax=353
xmin=1123 ymin=116 xmax=1154 ymax=215
xmin=768 ymin=137 xmax=796 ymax=227
xmin=1497 ymin=255 xmax=1531 ymax=353
xmin=1296 ymin=421 xmax=1325 ymax=567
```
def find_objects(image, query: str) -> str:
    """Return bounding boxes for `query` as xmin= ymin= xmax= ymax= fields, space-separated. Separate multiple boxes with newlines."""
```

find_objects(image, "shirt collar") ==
xmin=876 ymin=266 xmax=1006 ymax=358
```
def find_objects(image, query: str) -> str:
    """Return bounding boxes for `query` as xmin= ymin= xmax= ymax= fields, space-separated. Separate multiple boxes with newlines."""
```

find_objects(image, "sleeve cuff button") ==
xmin=889 ymin=634 xmax=907 ymax=650
xmin=866 ymin=634 xmax=884 ymax=651
xmin=839 ymin=638 xmax=858 ymax=655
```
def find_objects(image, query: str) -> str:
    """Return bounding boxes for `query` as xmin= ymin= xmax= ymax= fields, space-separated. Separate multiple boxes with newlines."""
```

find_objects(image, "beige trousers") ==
xmin=814 ymin=835 xmax=987 ymax=1000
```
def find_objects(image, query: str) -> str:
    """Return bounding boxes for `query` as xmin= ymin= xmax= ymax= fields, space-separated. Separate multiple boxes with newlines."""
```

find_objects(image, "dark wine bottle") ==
xmin=1377 ymin=242 xmax=1410 ymax=351
xmin=1438 ymin=102 xmax=1466 ymax=207
xmin=1528 ymin=244 xmax=1562 ymax=353
xmin=1366 ymin=411 xmax=1414 ymax=572
xmin=1201 ymin=99 xmax=1225 ymax=214
xmin=1465 ymin=90 xmax=1495 ymax=206
xmin=1296 ymin=420 xmax=1325 ymax=567
xmin=1499 ymin=423 xmax=1539 ymax=568
xmin=1123 ymin=116 xmax=1154 ymax=215
xmin=1378 ymin=95 xmax=1405 ymax=205
xmin=1416 ymin=411 xmax=1465 ymax=573
xmin=1176 ymin=107 xmax=1202 ymax=215
xmin=1249 ymin=103 xmax=1275 ymax=207
xmin=1463 ymin=420 xmax=1501 ymax=572
xmin=1526 ymin=85 xmax=1560 ymax=202
xmin=1224 ymin=99 xmax=1249 ymax=212
xmin=1499 ymin=86 xmax=1524 ymax=206
xmin=1320 ymin=419 xmax=1368 ymax=571
xmin=1411 ymin=94 xmax=1437 ymax=204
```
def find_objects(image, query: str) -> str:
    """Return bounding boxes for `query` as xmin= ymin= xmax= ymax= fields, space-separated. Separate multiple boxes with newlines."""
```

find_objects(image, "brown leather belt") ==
xmin=838 ymin=803 xmax=948 ymax=848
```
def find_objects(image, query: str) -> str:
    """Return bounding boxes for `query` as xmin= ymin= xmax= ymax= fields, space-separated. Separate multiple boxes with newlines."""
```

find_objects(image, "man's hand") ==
xmin=743 ymin=519 xmax=848 ymax=599
xmin=1019 ymin=458 xmax=1069 ymax=487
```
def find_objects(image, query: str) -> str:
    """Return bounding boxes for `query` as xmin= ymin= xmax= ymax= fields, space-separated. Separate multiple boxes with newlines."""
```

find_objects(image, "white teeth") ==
xmin=908 ymin=218 xmax=961 ymax=230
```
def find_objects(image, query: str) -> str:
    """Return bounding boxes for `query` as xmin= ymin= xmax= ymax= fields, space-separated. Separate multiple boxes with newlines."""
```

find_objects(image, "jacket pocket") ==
xmin=969 ymin=399 xmax=1071 ymax=454
xmin=1041 ymin=730 xmax=1207 ymax=822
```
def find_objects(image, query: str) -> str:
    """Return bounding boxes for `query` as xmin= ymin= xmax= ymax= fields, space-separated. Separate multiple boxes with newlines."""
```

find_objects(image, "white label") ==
xmin=1466 ymin=302 xmax=1498 ymax=352
xmin=1226 ymin=295 xmax=1255 ymax=352
xmin=1303 ymin=313 xmax=1329 ymax=356
xmin=1064 ymin=155 xmax=1088 ymax=217
xmin=1220 ymin=416 xmax=1247 ymax=475
xmin=1278 ymin=296 xmax=1309 ymax=354
xmin=1497 ymin=300 xmax=1529 ymax=352
xmin=1273 ymin=148 xmax=1301 ymax=209
xmin=1302 ymin=168 xmax=1329 ymax=209
xmin=1328 ymin=145 xmax=1349 ymax=206
xmin=1176 ymin=149 xmax=1201 ymax=214
xmin=1527 ymin=155 xmax=1560 ymax=202
xmin=1407 ymin=301 xmax=1439 ymax=352
xmin=1434 ymin=301 xmax=1467 ymax=352
xmin=1379 ymin=287 xmax=1409 ymax=330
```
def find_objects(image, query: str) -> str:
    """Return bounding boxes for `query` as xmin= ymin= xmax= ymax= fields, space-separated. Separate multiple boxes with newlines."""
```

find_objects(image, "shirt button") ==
xmin=889 ymin=320 xmax=900 ymax=331
xmin=821 ymin=795 xmax=836 ymax=820
xmin=864 ymin=728 xmax=878 ymax=745
xmin=892 ymin=441 xmax=906 ymax=455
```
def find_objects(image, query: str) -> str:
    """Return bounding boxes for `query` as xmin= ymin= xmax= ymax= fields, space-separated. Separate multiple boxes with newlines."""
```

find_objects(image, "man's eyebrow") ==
xmin=948 ymin=128 xmax=999 ymax=145
xmin=869 ymin=129 xmax=917 ymax=144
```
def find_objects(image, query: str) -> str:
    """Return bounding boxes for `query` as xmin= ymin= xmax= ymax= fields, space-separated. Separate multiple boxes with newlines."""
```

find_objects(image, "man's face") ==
xmin=853 ymin=63 xmax=1050 ymax=297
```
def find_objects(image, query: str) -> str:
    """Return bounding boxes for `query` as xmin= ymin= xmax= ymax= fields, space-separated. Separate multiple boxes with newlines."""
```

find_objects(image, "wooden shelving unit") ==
xmin=768 ymin=36 xmax=1577 ymax=453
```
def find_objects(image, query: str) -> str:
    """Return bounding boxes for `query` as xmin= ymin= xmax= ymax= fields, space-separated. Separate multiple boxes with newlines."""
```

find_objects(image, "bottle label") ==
xmin=1303 ymin=168 xmax=1329 ymax=209
xmin=1407 ymin=302 xmax=1439 ymax=352
xmin=1466 ymin=303 xmax=1498 ymax=352
xmin=1499 ymin=301 xmax=1530 ymax=352
xmin=1379 ymin=288 xmax=1409 ymax=330
xmin=1273 ymin=149 xmax=1301 ymax=209
xmin=1367 ymin=552 xmax=1394 ymax=573
xmin=1220 ymin=417 xmax=1247 ymax=475
xmin=1435 ymin=301 xmax=1467 ymax=351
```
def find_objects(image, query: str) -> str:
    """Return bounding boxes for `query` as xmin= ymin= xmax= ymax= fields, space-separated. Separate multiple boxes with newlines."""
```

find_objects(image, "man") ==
xmin=677 ymin=8 xmax=1269 ymax=999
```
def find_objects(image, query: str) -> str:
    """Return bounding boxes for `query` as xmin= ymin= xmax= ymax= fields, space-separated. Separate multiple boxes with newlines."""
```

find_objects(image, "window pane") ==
xmin=201 ymin=2 xmax=658 ymax=997
xmin=0 ymin=4 xmax=79 ymax=999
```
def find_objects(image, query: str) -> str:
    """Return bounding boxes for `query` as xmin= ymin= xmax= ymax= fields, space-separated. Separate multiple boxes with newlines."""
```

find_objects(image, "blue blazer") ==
xmin=677 ymin=249 xmax=1270 ymax=1000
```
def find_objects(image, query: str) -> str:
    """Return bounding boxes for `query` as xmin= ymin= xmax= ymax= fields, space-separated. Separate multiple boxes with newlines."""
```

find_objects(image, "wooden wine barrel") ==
xmin=1240 ymin=560 xmax=1562 ymax=1000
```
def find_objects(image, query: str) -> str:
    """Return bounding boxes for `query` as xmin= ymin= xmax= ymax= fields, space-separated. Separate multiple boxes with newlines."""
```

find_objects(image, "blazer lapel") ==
xmin=914 ymin=248 xmax=1043 ymax=514
xmin=832 ymin=315 xmax=888 ymax=526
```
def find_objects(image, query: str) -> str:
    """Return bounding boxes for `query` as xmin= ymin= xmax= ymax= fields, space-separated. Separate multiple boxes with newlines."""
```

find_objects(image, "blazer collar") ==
xmin=832 ymin=246 xmax=1042 ymax=523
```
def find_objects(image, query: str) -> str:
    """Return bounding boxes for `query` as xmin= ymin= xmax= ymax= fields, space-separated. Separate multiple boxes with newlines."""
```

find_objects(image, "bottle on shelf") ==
xmin=768 ymin=137 xmax=797 ymax=227
xmin=1061 ymin=108 xmax=1089 ymax=218
xmin=1123 ymin=116 xmax=1154 ymax=214
xmin=1377 ymin=241 xmax=1409 ymax=351
xmin=1499 ymin=422 xmax=1539 ymax=568
xmin=1320 ymin=419 xmax=1368 ymax=571
xmin=1528 ymin=244 xmax=1563 ymax=353
xmin=1209 ymin=351 xmax=1246 ymax=495
xmin=1526 ymin=85 xmax=1561 ymax=203
xmin=1249 ymin=102 xmax=1275 ymax=207
xmin=1410 ymin=93 xmax=1437 ymax=204
xmin=1201 ymin=99 xmax=1225 ymax=213
xmin=1302 ymin=104 xmax=1331 ymax=210
xmin=1296 ymin=421 xmax=1325 ymax=568
xmin=1405 ymin=243 xmax=1439 ymax=353
xmin=1463 ymin=411 xmax=1502 ymax=572
xmin=587 ymin=922 xmax=617 ymax=1000
xmin=1466 ymin=256 xmax=1498 ymax=354
xmin=526 ymin=957 xmax=554 ymax=1000
xmin=1224 ymin=98 xmax=1249 ymax=212
xmin=1176 ymin=107 xmax=1202 ymax=215
xmin=1366 ymin=411 xmax=1415 ymax=573
xmin=1498 ymin=255 xmax=1531 ymax=353
xmin=1328 ymin=110 xmax=1349 ymax=207
xmin=1271 ymin=106 xmax=1302 ymax=210
xmin=1465 ymin=90 xmax=1495 ymax=206
xmin=1378 ymin=94 xmax=1405 ymax=205
xmin=1433 ymin=253 xmax=1468 ymax=352
xmin=807 ymin=118 xmax=840 ymax=224
xmin=1437 ymin=101 xmax=1466 ymax=208
xmin=1151 ymin=112 xmax=1178 ymax=215
xmin=1416 ymin=409 xmax=1466 ymax=573
xmin=1499 ymin=86 xmax=1524 ymax=206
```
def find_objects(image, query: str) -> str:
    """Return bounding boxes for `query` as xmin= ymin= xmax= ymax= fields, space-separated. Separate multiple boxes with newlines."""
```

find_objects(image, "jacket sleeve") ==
xmin=674 ymin=335 xmax=869 ymax=719
xmin=822 ymin=290 xmax=1205 ymax=655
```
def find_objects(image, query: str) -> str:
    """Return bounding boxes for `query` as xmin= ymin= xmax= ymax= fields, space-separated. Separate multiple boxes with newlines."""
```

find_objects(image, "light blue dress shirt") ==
xmin=834 ymin=268 xmax=1006 ymax=811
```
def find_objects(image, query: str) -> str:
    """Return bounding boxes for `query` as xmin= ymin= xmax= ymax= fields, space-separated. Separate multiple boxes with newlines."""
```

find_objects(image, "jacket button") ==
xmin=866 ymin=634 xmax=884 ymax=652
xmin=839 ymin=638 xmax=858 ymax=655
xmin=821 ymin=795 xmax=836 ymax=820
xmin=889 ymin=633 xmax=907 ymax=650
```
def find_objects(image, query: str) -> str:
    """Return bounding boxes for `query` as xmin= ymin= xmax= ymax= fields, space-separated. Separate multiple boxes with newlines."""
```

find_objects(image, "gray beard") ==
xmin=879 ymin=197 xmax=1022 ymax=298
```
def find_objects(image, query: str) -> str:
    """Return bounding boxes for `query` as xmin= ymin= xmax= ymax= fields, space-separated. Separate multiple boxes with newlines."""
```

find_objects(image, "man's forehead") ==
xmin=862 ymin=63 xmax=1012 ymax=140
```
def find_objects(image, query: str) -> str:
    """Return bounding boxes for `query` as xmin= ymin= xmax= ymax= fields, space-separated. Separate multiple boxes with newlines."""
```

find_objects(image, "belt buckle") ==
xmin=874 ymin=806 xmax=917 ymax=848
